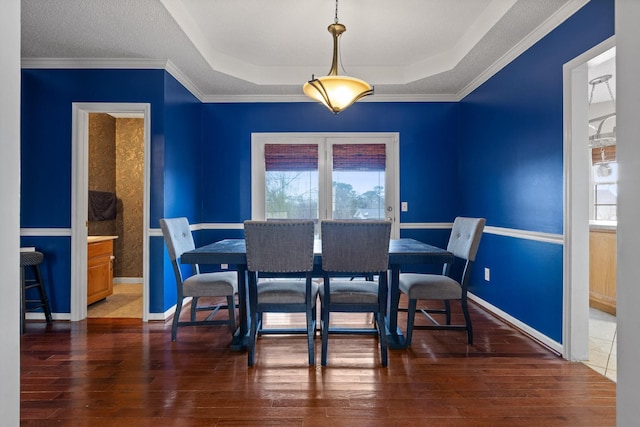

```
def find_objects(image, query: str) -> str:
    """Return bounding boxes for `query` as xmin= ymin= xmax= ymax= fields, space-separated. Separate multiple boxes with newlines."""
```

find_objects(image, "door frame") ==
xmin=71 ymin=102 xmax=151 ymax=321
xmin=562 ymin=36 xmax=615 ymax=360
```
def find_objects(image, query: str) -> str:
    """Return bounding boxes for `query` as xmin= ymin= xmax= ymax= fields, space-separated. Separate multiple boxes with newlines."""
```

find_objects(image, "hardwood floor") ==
xmin=20 ymin=299 xmax=616 ymax=426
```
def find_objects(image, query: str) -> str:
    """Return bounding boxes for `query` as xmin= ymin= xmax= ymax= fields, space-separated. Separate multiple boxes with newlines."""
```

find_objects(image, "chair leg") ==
xmin=248 ymin=310 xmax=259 ymax=367
xmin=405 ymin=298 xmax=417 ymax=347
xmin=461 ymin=297 xmax=473 ymax=345
xmin=258 ymin=312 xmax=265 ymax=336
xmin=444 ymin=300 xmax=451 ymax=325
xmin=306 ymin=305 xmax=315 ymax=366
xmin=321 ymin=305 xmax=330 ymax=366
xmin=226 ymin=295 xmax=237 ymax=334
xmin=172 ymin=297 xmax=184 ymax=342
xmin=33 ymin=264 xmax=52 ymax=323
xmin=190 ymin=297 xmax=198 ymax=321
xmin=376 ymin=311 xmax=388 ymax=367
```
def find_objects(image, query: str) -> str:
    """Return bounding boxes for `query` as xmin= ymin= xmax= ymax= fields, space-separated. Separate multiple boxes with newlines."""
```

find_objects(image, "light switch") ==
xmin=401 ymin=202 xmax=408 ymax=212
xmin=484 ymin=268 xmax=490 ymax=281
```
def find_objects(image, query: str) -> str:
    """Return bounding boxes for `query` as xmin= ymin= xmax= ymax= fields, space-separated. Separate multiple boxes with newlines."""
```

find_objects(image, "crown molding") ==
xmin=164 ymin=60 xmax=205 ymax=102
xmin=21 ymin=57 xmax=458 ymax=103
xmin=20 ymin=0 xmax=588 ymax=106
xmin=456 ymin=0 xmax=589 ymax=101
xmin=21 ymin=57 xmax=168 ymax=70
xmin=201 ymin=93 xmax=459 ymax=103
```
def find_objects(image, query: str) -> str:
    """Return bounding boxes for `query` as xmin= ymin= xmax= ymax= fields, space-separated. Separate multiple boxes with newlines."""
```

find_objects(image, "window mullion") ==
xmin=318 ymin=140 xmax=331 ymax=221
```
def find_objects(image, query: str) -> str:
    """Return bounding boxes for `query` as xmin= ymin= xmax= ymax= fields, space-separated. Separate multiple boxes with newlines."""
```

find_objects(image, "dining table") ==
xmin=180 ymin=237 xmax=453 ymax=350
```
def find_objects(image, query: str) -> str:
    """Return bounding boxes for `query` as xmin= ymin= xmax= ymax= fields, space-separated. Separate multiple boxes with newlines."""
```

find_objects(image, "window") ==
xmin=264 ymin=144 xmax=318 ymax=220
xmin=331 ymin=143 xmax=386 ymax=220
xmin=591 ymin=145 xmax=617 ymax=221
xmin=252 ymin=134 xmax=399 ymax=237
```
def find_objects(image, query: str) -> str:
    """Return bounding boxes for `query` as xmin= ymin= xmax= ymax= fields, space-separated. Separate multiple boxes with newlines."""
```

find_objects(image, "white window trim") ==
xmin=251 ymin=132 xmax=400 ymax=238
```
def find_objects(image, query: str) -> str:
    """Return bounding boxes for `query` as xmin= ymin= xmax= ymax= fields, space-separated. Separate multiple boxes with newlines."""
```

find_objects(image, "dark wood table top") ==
xmin=181 ymin=238 xmax=453 ymax=266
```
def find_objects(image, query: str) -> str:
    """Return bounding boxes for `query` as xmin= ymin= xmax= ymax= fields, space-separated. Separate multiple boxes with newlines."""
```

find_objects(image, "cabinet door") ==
xmin=589 ymin=230 xmax=616 ymax=314
xmin=87 ymin=240 xmax=114 ymax=305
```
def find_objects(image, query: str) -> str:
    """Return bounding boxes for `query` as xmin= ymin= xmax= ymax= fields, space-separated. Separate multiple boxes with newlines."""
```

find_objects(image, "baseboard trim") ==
xmin=468 ymin=292 xmax=563 ymax=355
xmin=114 ymin=277 xmax=143 ymax=284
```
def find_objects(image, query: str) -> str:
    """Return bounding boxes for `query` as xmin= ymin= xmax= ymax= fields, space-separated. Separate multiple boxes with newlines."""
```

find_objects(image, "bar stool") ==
xmin=20 ymin=251 xmax=53 ymax=334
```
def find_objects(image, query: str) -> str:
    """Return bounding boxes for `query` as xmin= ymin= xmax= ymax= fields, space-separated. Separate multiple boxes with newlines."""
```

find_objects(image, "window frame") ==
xmin=589 ymin=146 xmax=617 ymax=222
xmin=251 ymin=133 xmax=400 ymax=238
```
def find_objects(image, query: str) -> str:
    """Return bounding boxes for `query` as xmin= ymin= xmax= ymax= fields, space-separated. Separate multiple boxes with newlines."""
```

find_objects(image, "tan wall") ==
xmin=88 ymin=113 xmax=117 ymax=237
xmin=88 ymin=114 xmax=143 ymax=279
xmin=115 ymin=118 xmax=144 ymax=278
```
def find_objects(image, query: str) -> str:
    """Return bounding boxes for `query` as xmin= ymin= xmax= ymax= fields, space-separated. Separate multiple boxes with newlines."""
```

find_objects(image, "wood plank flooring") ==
xmin=20 ymin=299 xmax=616 ymax=426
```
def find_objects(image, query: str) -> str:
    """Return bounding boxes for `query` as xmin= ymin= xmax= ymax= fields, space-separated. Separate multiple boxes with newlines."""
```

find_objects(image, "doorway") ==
xmin=71 ymin=103 xmax=151 ymax=322
xmin=85 ymin=112 xmax=145 ymax=318
xmin=584 ymin=47 xmax=617 ymax=381
xmin=563 ymin=36 xmax=616 ymax=362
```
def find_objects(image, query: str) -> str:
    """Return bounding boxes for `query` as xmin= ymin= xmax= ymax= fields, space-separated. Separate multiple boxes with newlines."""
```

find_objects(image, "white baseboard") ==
xmin=26 ymin=297 xmax=184 ymax=322
xmin=114 ymin=277 xmax=143 ymax=284
xmin=147 ymin=301 xmax=182 ymax=321
xmin=468 ymin=293 xmax=563 ymax=355
xmin=25 ymin=313 xmax=71 ymax=321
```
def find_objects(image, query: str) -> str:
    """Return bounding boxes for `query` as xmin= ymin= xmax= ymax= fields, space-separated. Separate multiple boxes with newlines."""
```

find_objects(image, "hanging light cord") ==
xmin=334 ymin=0 xmax=348 ymax=75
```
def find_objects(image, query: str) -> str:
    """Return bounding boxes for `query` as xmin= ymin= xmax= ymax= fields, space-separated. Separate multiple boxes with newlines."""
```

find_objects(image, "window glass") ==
xmin=264 ymin=144 xmax=318 ymax=220
xmin=332 ymin=144 xmax=385 ymax=219
xmin=592 ymin=162 xmax=617 ymax=221
xmin=252 ymin=134 xmax=399 ymax=238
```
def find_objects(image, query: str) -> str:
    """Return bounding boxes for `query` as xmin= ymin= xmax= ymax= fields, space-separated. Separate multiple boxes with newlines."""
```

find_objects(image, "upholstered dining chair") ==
xmin=244 ymin=220 xmax=317 ymax=366
xmin=399 ymin=216 xmax=486 ymax=345
xmin=319 ymin=220 xmax=392 ymax=367
xmin=160 ymin=217 xmax=237 ymax=342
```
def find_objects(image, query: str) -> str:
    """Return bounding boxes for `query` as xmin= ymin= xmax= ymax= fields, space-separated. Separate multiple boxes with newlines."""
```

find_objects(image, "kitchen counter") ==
xmin=88 ymin=235 xmax=118 ymax=243
xmin=589 ymin=221 xmax=617 ymax=232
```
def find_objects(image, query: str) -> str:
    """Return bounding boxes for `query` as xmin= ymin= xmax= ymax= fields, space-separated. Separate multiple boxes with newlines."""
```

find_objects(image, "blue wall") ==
xmin=20 ymin=69 xmax=202 ymax=314
xmin=460 ymin=0 xmax=614 ymax=341
xmin=158 ymin=73 xmax=202 ymax=312
xmin=200 ymin=102 xmax=460 ymax=224
xmin=19 ymin=0 xmax=615 ymax=343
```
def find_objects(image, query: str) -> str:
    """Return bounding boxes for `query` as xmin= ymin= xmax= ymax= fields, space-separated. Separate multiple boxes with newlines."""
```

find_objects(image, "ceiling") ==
xmin=21 ymin=0 xmax=588 ymax=102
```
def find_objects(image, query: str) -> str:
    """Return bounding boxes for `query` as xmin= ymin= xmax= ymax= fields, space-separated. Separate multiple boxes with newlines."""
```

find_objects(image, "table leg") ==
xmin=230 ymin=266 xmax=249 ymax=351
xmin=385 ymin=265 xmax=407 ymax=349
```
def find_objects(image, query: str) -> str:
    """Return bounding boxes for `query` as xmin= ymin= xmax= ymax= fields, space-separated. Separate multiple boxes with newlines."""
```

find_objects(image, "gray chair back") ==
xmin=244 ymin=220 xmax=315 ymax=273
xmin=321 ymin=220 xmax=391 ymax=273
xmin=446 ymin=217 xmax=486 ymax=262
xmin=159 ymin=217 xmax=195 ymax=262
xmin=160 ymin=217 xmax=201 ymax=281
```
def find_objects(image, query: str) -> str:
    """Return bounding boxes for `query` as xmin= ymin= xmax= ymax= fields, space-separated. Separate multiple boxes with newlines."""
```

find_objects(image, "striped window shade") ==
xmin=332 ymin=144 xmax=386 ymax=171
xmin=265 ymin=144 xmax=318 ymax=171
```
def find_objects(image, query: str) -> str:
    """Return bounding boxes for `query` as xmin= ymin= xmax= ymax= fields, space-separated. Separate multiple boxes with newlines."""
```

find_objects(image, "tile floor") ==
xmin=584 ymin=307 xmax=617 ymax=382
xmin=86 ymin=283 xmax=142 ymax=318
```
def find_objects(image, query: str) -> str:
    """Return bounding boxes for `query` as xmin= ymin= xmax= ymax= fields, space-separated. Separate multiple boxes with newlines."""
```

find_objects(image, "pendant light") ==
xmin=302 ymin=0 xmax=373 ymax=113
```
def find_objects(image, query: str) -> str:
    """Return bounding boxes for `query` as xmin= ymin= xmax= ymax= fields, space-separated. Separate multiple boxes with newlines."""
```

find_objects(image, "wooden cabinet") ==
xmin=589 ymin=228 xmax=616 ymax=315
xmin=87 ymin=237 xmax=116 ymax=305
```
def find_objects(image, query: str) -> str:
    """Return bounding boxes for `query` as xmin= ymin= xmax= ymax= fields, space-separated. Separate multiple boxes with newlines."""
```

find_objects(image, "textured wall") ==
xmin=115 ymin=118 xmax=144 ymax=278
xmin=88 ymin=113 xmax=117 ymax=237
xmin=88 ymin=114 xmax=143 ymax=278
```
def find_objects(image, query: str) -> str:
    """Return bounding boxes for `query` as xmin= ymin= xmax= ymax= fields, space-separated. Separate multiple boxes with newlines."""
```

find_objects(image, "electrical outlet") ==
xmin=484 ymin=267 xmax=490 ymax=281
xmin=401 ymin=201 xmax=408 ymax=212
xmin=221 ymin=264 xmax=228 ymax=270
